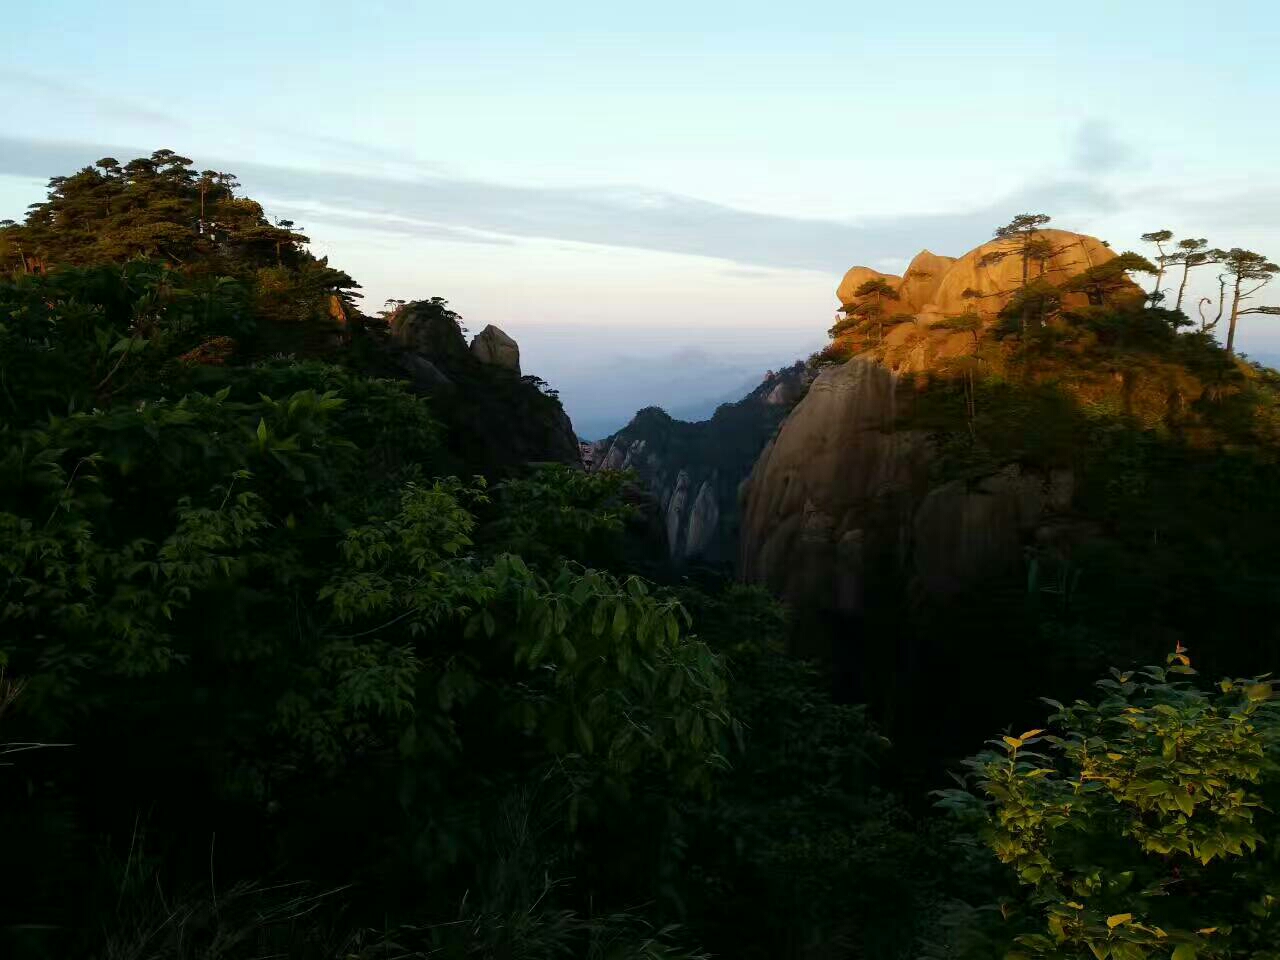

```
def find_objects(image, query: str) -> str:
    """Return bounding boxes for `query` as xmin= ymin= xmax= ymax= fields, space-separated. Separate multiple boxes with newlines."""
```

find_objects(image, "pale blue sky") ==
xmin=3 ymin=1 xmax=1279 ymax=432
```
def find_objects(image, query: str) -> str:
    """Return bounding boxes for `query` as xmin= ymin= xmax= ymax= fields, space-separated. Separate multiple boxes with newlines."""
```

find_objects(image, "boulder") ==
xmin=837 ymin=265 xmax=902 ymax=308
xmin=896 ymin=249 xmax=956 ymax=313
xmin=390 ymin=300 xmax=469 ymax=361
xmin=470 ymin=324 xmax=521 ymax=374
xmin=927 ymin=229 xmax=1120 ymax=317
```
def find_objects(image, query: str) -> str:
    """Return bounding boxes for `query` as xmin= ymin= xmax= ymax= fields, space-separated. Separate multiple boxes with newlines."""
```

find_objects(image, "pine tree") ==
xmin=847 ymin=277 xmax=900 ymax=342
xmin=979 ymin=214 xmax=1076 ymax=332
xmin=981 ymin=214 xmax=1054 ymax=288
xmin=1060 ymin=252 xmax=1156 ymax=309
xmin=1214 ymin=247 xmax=1280 ymax=354
xmin=1170 ymin=237 xmax=1212 ymax=313
xmin=1139 ymin=229 xmax=1174 ymax=304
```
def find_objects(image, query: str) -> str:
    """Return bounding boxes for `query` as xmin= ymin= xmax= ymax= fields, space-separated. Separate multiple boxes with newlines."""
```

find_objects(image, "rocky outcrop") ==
xmin=834 ymin=231 xmax=1140 ymax=374
xmin=836 ymin=266 xmax=901 ymax=308
xmin=896 ymin=249 xmax=956 ymax=313
xmin=382 ymin=300 xmax=579 ymax=472
xmin=390 ymin=300 xmax=469 ymax=360
xmin=928 ymin=230 xmax=1117 ymax=318
xmin=588 ymin=362 xmax=813 ymax=565
xmin=740 ymin=229 xmax=1133 ymax=612
xmin=837 ymin=230 xmax=1121 ymax=319
xmin=470 ymin=324 xmax=521 ymax=374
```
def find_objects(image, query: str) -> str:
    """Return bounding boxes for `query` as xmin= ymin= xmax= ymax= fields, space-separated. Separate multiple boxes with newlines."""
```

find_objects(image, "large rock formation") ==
xmin=837 ymin=230 xmax=1119 ymax=318
xmin=928 ymin=229 xmax=1116 ymax=317
xmin=588 ymin=362 xmax=814 ymax=565
xmin=834 ymin=230 xmax=1137 ymax=374
xmin=741 ymin=228 xmax=1139 ymax=611
xmin=470 ymin=324 xmax=521 ymax=374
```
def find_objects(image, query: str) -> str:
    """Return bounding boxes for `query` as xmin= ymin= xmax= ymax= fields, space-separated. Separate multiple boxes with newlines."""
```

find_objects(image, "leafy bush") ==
xmin=940 ymin=652 xmax=1280 ymax=960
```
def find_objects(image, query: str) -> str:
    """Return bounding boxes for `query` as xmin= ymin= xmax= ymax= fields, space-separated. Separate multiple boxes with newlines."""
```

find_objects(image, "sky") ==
xmin=2 ymin=1 xmax=1279 ymax=436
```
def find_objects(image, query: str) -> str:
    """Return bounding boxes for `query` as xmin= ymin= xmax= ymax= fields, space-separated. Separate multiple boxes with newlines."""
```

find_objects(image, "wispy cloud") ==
xmin=1071 ymin=119 xmax=1137 ymax=175
xmin=0 ymin=134 xmax=1123 ymax=273
xmin=261 ymin=201 xmax=518 ymax=245
xmin=0 ymin=68 xmax=185 ymax=129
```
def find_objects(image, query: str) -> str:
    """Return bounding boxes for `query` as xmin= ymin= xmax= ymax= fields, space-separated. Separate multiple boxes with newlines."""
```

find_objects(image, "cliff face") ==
xmin=739 ymin=358 xmax=1078 ymax=610
xmin=587 ymin=362 xmax=813 ymax=565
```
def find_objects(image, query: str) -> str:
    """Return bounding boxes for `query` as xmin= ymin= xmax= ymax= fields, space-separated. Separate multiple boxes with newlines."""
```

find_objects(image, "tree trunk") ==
xmin=1150 ymin=241 xmax=1167 ymax=304
xmin=1226 ymin=278 xmax=1243 ymax=355
xmin=1175 ymin=263 xmax=1191 ymax=313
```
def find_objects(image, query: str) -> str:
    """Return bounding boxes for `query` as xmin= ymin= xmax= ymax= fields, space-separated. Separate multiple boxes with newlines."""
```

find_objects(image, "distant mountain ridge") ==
xmin=585 ymin=361 xmax=813 ymax=565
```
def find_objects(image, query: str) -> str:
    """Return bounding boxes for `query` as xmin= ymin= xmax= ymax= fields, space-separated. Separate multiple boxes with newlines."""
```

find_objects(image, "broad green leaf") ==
xmin=1246 ymin=682 xmax=1272 ymax=702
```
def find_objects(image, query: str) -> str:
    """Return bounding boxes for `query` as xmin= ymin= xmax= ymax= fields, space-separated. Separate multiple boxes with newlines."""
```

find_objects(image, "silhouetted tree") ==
xmin=1215 ymin=247 xmax=1280 ymax=354
xmin=1199 ymin=272 xmax=1228 ymax=333
xmin=981 ymin=214 xmax=1052 ymax=288
xmin=1171 ymin=237 xmax=1212 ymax=313
xmin=1140 ymin=229 xmax=1174 ymax=303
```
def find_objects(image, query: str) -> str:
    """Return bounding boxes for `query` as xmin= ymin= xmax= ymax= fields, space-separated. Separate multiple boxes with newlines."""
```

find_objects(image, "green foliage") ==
xmin=0 ymin=240 xmax=736 ymax=958
xmin=932 ymin=311 xmax=985 ymax=343
xmin=1060 ymin=253 xmax=1157 ymax=309
xmin=11 ymin=151 xmax=1279 ymax=960
xmin=481 ymin=464 xmax=638 ymax=567
xmin=940 ymin=654 xmax=1280 ymax=960
xmin=853 ymin=277 xmax=901 ymax=302
xmin=668 ymin=583 xmax=960 ymax=959
xmin=0 ymin=150 xmax=360 ymax=360
xmin=981 ymin=214 xmax=1055 ymax=283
